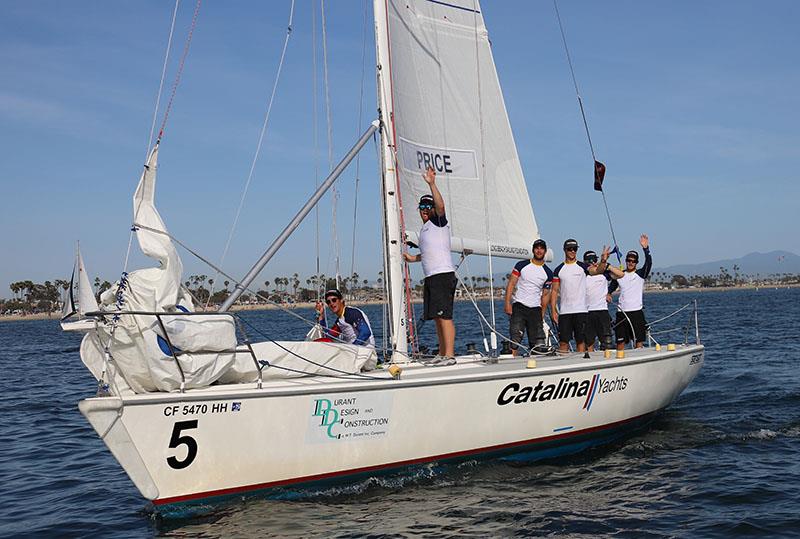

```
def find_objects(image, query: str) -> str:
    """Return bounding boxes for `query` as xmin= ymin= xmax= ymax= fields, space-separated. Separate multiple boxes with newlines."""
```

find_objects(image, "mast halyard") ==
xmin=374 ymin=0 xmax=410 ymax=358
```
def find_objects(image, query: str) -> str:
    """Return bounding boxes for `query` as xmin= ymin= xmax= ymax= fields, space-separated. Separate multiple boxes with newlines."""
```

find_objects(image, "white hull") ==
xmin=80 ymin=344 xmax=703 ymax=515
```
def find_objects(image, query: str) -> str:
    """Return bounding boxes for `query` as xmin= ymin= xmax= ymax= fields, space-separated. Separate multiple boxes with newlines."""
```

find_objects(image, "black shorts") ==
xmin=558 ymin=312 xmax=587 ymax=345
xmin=585 ymin=309 xmax=612 ymax=348
xmin=615 ymin=309 xmax=647 ymax=344
xmin=423 ymin=271 xmax=456 ymax=320
xmin=509 ymin=303 xmax=545 ymax=350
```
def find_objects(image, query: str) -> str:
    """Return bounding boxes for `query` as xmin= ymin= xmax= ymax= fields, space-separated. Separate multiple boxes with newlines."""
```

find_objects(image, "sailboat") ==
xmin=60 ymin=243 xmax=100 ymax=332
xmin=75 ymin=0 xmax=704 ymax=516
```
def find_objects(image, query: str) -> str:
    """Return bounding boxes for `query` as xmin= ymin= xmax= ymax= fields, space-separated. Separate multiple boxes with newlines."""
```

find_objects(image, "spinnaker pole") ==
xmin=220 ymin=120 xmax=379 ymax=312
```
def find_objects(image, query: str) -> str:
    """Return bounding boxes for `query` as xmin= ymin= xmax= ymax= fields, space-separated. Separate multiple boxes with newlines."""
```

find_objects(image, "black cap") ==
xmin=532 ymin=238 xmax=547 ymax=250
xmin=419 ymin=194 xmax=434 ymax=205
xmin=583 ymin=250 xmax=598 ymax=263
xmin=563 ymin=238 xmax=579 ymax=250
xmin=324 ymin=288 xmax=343 ymax=299
xmin=625 ymin=250 xmax=639 ymax=262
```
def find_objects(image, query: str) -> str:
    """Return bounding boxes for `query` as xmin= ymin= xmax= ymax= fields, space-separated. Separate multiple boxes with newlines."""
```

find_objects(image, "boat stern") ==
xmin=78 ymin=397 xmax=160 ymax=500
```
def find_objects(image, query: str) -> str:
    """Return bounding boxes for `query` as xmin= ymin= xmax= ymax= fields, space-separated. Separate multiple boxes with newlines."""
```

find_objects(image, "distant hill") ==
xmin=654 ymin=250 xmax=800 ymax=277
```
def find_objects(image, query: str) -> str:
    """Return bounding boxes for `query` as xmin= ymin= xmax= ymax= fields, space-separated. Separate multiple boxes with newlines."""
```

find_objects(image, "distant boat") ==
xmin=61 ymin=243 xmax=99 ymax=332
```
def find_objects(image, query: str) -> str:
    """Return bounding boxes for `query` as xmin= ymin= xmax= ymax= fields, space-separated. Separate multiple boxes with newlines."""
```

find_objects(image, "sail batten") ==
xmin=383 ymin=0 xmax=538 ymax=260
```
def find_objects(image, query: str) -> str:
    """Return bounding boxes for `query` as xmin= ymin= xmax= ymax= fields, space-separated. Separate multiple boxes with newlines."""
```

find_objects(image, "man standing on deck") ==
xmin=504 ymin=239 xmax=554 ymax=356
xmin=315 ymin=288 xmax=375 ymax=348
xmin=583 ymin=250 xmax=614 ymax=351
xmin=607 ymin=234 xmax=652 ymax=349
xmin=404 ymin=166 xmax=456 ymax=366
xmin=550 ymin=239 xmax=610 ymax=353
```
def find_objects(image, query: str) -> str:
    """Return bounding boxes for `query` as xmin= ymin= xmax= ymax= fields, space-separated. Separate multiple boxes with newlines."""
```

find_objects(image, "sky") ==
xmin=1 ymin=1 xmax=798 ymax=298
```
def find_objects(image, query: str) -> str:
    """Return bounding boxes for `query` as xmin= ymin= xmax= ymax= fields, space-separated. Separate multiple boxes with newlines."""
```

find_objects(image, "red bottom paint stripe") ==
xmin=155 ymin=410 xmax=657 ymax=506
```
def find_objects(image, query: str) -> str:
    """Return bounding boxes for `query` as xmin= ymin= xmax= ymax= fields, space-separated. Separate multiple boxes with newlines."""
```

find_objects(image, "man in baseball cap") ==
xmin=550 ymin=239 xmax=610 ymax=352
xmin=504 ymin=238 xmax=553 ymax=356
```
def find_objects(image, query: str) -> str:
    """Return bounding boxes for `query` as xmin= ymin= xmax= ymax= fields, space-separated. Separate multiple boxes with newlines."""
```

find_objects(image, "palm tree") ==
xmin=94 ymin=277 xmax=101 ymax=294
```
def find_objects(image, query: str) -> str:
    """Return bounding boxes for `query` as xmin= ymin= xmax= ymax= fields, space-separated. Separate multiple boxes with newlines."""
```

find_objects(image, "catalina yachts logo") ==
xmin=496 ymin=374 xmax=629 ymax=411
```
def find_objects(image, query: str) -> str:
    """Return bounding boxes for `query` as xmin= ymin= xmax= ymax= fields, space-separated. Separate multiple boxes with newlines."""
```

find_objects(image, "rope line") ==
xmin=146 ymin=0 xmax=180 ymax=161
xmin=350 ymin=0 xmax=370 ymax=277
xmin=157 ymin=0 xmax=201 ymax=141
xmin=208 ymin=0 xmax=296 ymax=307
xmin=553 ymin=0 xmax=621 ymax=261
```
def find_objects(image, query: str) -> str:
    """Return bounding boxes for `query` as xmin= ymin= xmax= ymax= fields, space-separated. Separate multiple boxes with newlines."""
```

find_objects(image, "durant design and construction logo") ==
xmin=309 ymin=395 xmax=392 ymax=442
xmin=496 ymin=374 xmax=629 ymax=411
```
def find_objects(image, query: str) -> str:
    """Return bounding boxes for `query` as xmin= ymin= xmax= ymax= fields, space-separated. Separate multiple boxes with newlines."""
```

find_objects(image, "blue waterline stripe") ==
xmin=425 ymin=0 xmax=480 ymax=14
xmin=553 ymin=426 xmax=574 ymax=432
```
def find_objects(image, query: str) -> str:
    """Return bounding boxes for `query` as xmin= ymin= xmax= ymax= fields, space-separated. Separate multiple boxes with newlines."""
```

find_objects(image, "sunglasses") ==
xmin=418 ymin=204 xmax=433 ymax=210
xmin=325 ymin=297 xmax=339 ymax=304
xmin=585 ymin=257 xmax=598 ymax=264
xmin=626 ymin=259 xmax=637 ymax=264
xmin=565 ymin=246 xmax=578 ymax=252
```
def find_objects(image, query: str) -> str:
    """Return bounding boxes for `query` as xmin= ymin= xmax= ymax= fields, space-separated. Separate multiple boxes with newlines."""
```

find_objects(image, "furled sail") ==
xmin=383 ymin=0 xmax=538 ymax=259
xmin=81 ymin=145 xmax=238 ymax=393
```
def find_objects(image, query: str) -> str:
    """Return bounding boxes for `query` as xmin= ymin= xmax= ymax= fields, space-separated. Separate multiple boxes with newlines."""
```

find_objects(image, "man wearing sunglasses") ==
xmin=607 ymin=234 xmax=652 ymax=349
xmin=550 ymin=239 xmax=610 ymax=353
xmin=404 ymin=165 xmax=456 ymax=365
xmin=315 ymin=288 xmax=375 ymax=347
xmin=583 ymin=250 xmax=614 ymax=351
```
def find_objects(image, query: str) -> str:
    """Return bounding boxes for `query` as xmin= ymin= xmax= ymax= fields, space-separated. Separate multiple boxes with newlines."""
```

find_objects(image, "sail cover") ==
xmin=383 ymin=0 xmax=538 ymax=258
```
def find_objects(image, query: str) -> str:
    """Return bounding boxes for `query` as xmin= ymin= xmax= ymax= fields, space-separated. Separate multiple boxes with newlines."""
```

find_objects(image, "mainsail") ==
xmin=381 ymin=0 xmax=538 ymax=259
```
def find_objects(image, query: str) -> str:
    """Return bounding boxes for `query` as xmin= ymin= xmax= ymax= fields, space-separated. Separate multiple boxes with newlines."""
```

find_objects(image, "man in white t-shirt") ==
xmin=550 ymin=239 xmax=610 ymax=352
xmin=404 ymin=166 xmax=456 ymax=365
xmin=503 ymin=238 xmax=553 ymax=356
xmin=607 ymin=234 xmax=652 ymax=349
xmin=583 ymin=250 xmax=614 ymax=351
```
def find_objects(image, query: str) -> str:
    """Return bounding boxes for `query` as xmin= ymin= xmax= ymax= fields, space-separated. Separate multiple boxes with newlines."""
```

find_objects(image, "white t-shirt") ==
xmin=419 ymin=214 xmax=455 ymax=277
xmin=618 ymin=272 xmax=645 ymax=312
xmin=586 ymin=273 xmax=611 ymax=312
xmin=616 ymin=247 xmax=652 ymax=312
xmin=511 ymin=259 xmax=554 ymax=308
xmin=553 ymin=261 xmax=590 ymax=315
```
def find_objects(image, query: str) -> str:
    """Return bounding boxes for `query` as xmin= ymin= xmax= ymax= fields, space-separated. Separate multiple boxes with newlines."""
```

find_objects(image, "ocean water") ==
xmin=1 ymin=288 xmax=798 ymax=538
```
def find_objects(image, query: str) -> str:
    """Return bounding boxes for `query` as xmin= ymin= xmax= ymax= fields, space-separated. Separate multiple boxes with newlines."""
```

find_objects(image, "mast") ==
xmin=373 ymin=0 xmax=409 ymax=357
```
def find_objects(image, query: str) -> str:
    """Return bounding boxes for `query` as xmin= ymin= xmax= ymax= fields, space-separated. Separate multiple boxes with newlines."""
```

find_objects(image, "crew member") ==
xmin=403 ymin=166 xmax=456 ymax=366
xmin=550 ymin=239 xmax=610 ymax=352
xmin=503 ymin=239 xmax=553 ymax=356
xmin=583 ymin=250 xmax=614 ymax=351
xmin=607 ymin=234 xmax=652 ymax=349
xmin=315 ymin=288 xmax=375 ymax=347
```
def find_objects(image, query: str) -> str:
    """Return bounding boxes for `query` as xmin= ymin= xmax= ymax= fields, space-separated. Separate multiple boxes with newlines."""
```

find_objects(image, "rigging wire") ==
xmin=471 ymin=1 xmax=498 ymax=353
xmin=207 ymin=0 xmax=296 ymax=308
xmin=320 ymin=0 xmax=340 ymax=287
xmin=552 ymin=0 xmax=621 ymax=261
xmin=312 ymin=0 xmax=321 ymax=298
xmin=349 ymin=0 xmax=370 ymax=278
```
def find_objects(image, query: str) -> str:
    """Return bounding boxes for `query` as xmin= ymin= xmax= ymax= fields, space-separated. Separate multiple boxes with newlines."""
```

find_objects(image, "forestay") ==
xmin=384 ymin=0 xmax=538 ymax=258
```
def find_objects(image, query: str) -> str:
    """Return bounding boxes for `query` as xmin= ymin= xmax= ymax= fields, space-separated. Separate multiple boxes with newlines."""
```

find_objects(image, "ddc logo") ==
xmin=313 ymin=399 xmax=341 ymax=439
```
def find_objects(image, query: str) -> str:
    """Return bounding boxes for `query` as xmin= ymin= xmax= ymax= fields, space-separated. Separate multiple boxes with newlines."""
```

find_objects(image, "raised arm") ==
xmin=637 ymin=234 xmax=652 ymax=279
xmin=587 ymin=246 xmax=611 ymax=275
xmin=423 ymin=166 xmax=445 ymax=216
